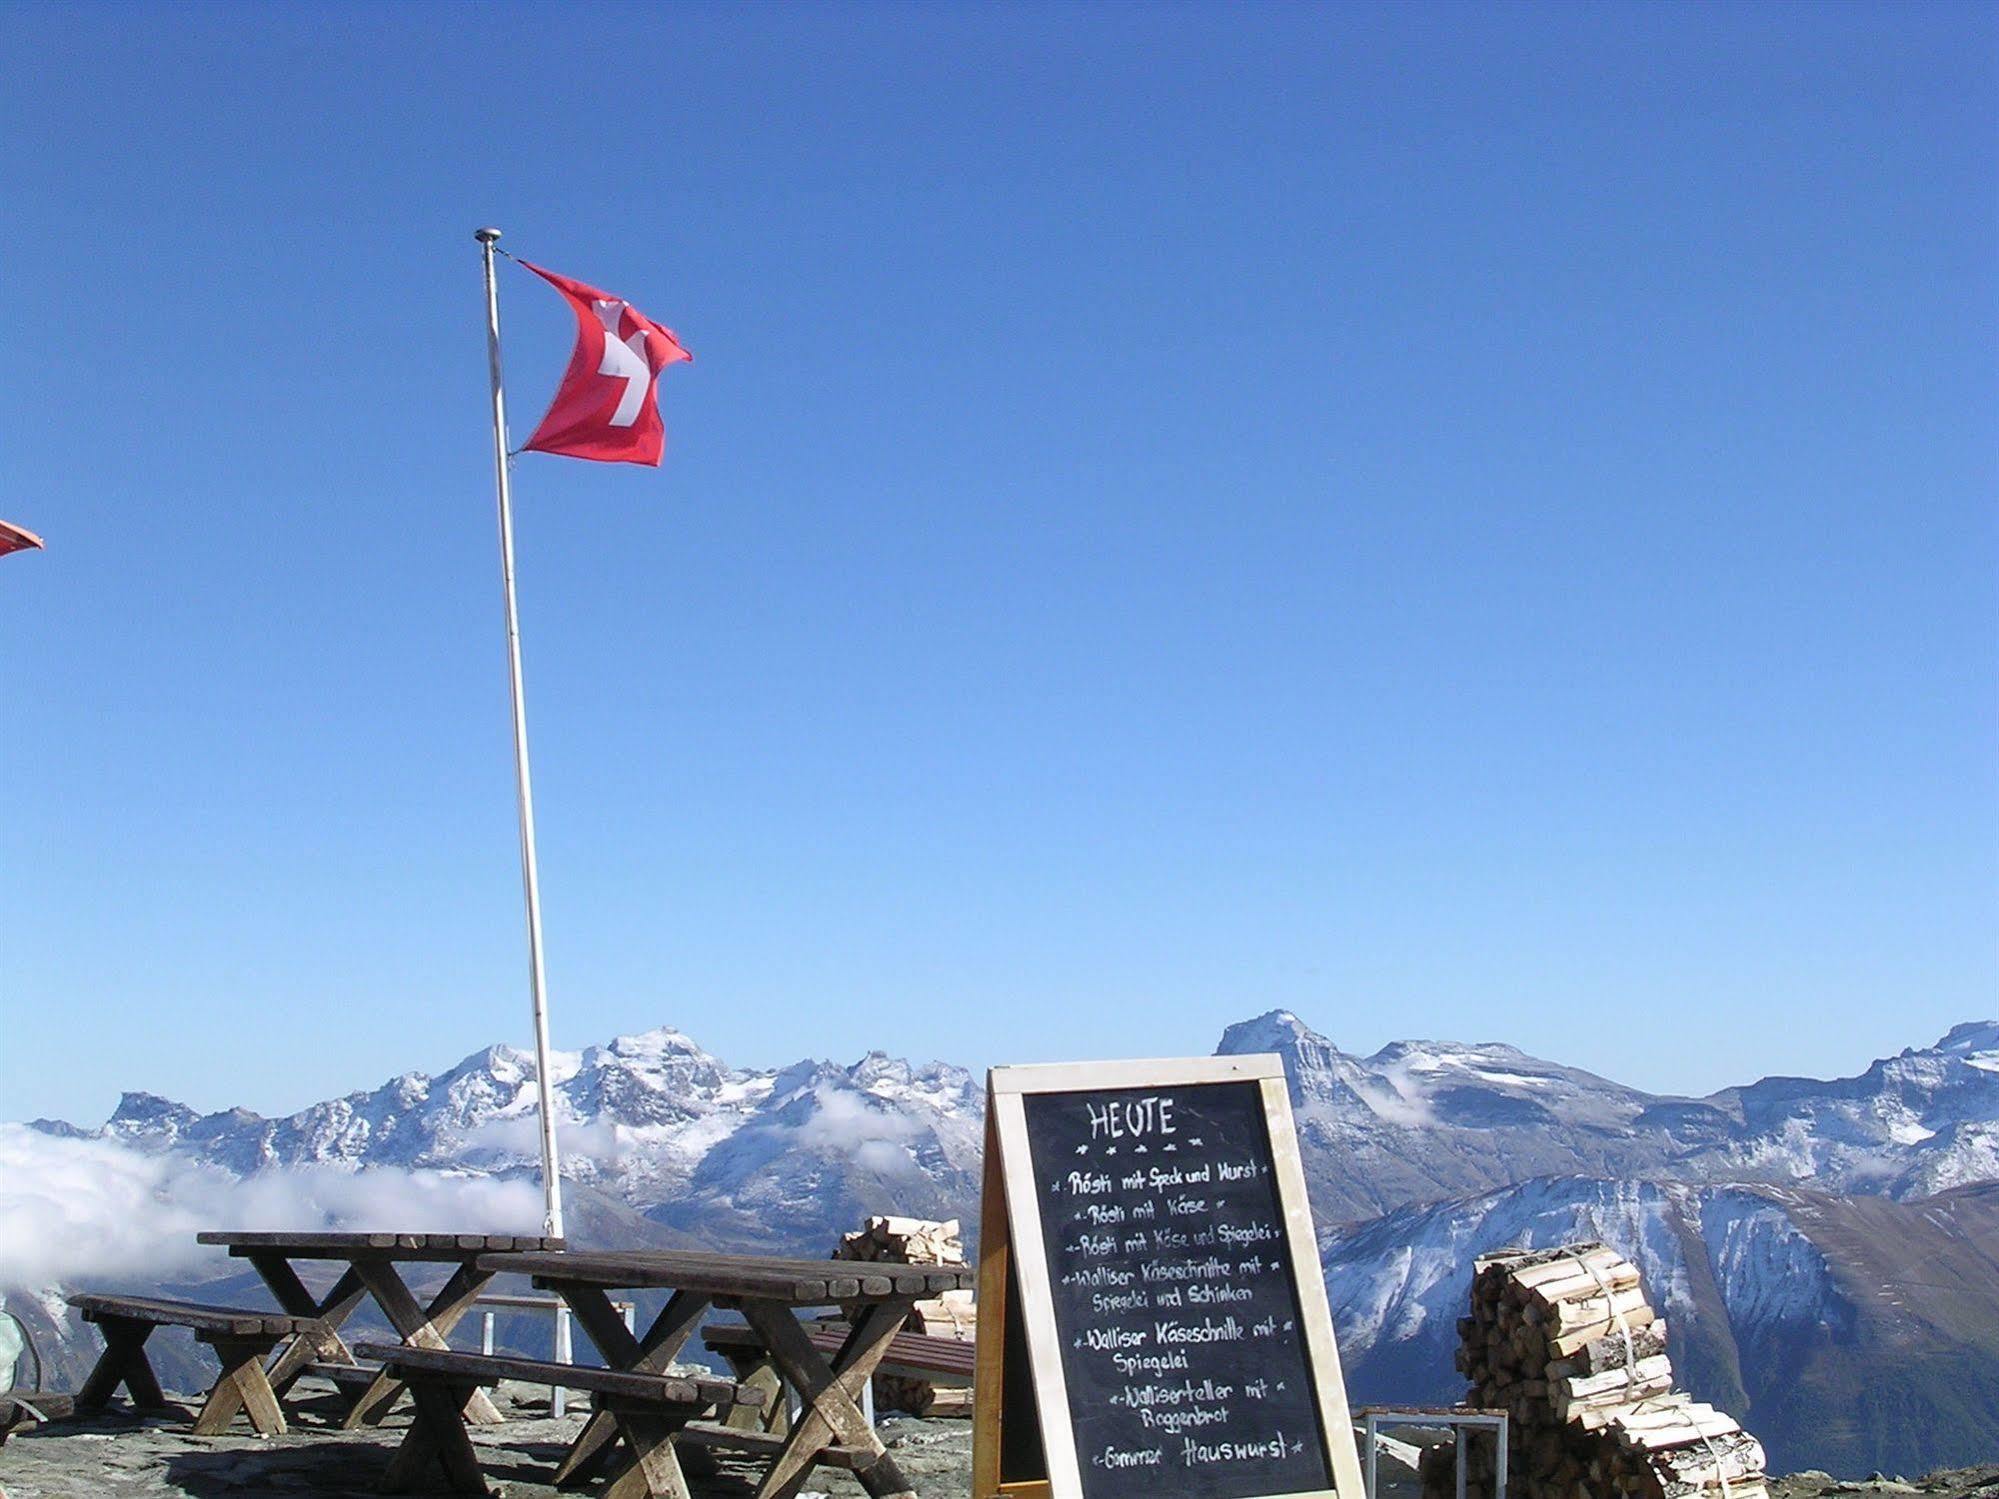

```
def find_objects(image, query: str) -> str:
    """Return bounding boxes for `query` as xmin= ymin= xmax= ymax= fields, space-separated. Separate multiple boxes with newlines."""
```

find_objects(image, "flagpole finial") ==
xmin=475 ymin=226 xmax=503 ymax=244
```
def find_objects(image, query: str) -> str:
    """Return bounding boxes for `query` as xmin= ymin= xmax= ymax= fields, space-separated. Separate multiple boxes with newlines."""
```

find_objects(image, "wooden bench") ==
xmin=197 ymin=1229 xmax=563 ymax=1429
xmin=355 ymin=1342 xmax=765 ymax=1499
xmin=702 ymin=1319 xmax=976 ymax=1428
xmin=67 ymin=1293 xmax=325 ymax=1436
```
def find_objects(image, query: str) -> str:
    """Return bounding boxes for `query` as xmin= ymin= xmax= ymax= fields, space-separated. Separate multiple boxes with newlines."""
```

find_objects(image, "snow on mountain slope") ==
xmin=647 ymin=1052 xmax=985 ymax=1251
xmin=1318 ymin=1175 xmax=1999 ymax=1477
xmin=1220 ymin=1011 xmax=1999 ymax=1219
xmin=1319 ymin=1178 xmax=1705 ymax=1386
xmin=39 ymin=1012 xmax=1997 ymax=1245
xmin=62 ymin=1027 xmax=985 ymax=1254
xmin=13 ymin=1012 xmax=1998 ymax=1473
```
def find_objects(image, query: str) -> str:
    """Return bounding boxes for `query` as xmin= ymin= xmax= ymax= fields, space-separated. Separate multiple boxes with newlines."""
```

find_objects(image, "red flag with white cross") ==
xmin=0 ymin=521 xmax=43 ymax=559
xmin=518 ymin=261 xmax=691 ymax=466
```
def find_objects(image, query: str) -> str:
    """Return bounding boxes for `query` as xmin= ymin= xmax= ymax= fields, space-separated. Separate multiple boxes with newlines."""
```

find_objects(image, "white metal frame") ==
xmin=474 ymin=1293 xmax=634 ymax=1418
xmin=1360 ymin=1409 xmax=1508 ymax=1499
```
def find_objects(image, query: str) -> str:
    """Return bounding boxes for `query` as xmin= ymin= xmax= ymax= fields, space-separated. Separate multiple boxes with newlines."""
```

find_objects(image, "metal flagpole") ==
xmin=475 ymin=226 xmax=567 ymax=1247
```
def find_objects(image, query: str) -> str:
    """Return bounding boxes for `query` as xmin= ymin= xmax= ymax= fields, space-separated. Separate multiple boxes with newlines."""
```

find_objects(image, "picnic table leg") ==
xmin=191 ymin=1334 xmax=287 ymax=1437
xmin=738 ymin=1298 xmax=918 ymax=1499
xmin=345 ymin=1260 xmax=503 ymax=1429
xmin=716 ymin=1350 xmax=790 ymax=1438
xmin=248 ymin=1257 xmax=368 ymax=1397
xmin=75 ymin=1316 xmax=170 ymax=1412
xmin=382 ymin=1412 xmax=443 ymax=1492
xmin=552 ymin=1288 xmax=710 ymax=1491
xmin=602 ymin=1401 xmax=698 ymax=1499
xmin=383 ymin=1379 xmax=492 ymax=1496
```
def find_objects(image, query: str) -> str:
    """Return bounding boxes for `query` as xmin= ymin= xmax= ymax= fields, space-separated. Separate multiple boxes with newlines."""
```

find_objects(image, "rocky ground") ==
xmin=0 ymin=1383 xmax=974 ymax=1499
xmin=1 ymin=1386 xmax=1992 ymax=1499
xmin=1770 ymin=1472 xmax=1999 ymax=1499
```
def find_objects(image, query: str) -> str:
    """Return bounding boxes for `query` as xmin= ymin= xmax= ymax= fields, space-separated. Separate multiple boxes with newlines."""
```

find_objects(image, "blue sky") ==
xmin=3 ymin=2 xmax=1992 ymax=1125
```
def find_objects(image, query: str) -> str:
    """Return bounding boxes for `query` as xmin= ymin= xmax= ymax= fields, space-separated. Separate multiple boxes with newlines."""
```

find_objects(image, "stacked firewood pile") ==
xmin=831 ymin=1216 xmax=976 ymax=1416
xmin=1420 ymin=1242 xmax=1767 ymax=1499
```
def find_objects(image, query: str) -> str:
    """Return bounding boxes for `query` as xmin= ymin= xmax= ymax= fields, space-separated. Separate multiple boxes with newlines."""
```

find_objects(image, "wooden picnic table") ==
xmin=479 ymin=1248 xmax=975 ymax=1499
xmin=195 ymin=1230 xmax=563 ymax=1429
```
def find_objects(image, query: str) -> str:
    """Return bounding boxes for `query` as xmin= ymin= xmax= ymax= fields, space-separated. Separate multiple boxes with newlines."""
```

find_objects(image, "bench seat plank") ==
xmin=359 ymin=1342 xmax=757 ymax=1498
xmin=677 ymin=1420 xmax=873 ymax=1470
xmin=353 ymin=1343 xmax=762 ymax=1410
xmin=301 ymin=1359 xmax=383 ymax=1385
xmin=704 ymin=1320 xmax=977 ymax=1379
xmin=68 ymin=1294 xmax=309 ymax=1340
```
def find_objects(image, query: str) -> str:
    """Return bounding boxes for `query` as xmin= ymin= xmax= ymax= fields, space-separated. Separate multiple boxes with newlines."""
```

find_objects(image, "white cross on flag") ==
xmin=519 ymin=261 xmax=691 ymax=466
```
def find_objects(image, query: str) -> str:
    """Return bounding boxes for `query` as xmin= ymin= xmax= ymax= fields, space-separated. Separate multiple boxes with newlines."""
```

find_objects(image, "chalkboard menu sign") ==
xmin=972 ymin=1056 xmax=1364 ymax=1499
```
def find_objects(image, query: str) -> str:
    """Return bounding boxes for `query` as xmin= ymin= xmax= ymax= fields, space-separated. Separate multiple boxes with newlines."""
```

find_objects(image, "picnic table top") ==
xmin=478 ymin=1248 xmax=976 ymax=1303
xmin=196 ymin=1230 xmax=565 ymax=1259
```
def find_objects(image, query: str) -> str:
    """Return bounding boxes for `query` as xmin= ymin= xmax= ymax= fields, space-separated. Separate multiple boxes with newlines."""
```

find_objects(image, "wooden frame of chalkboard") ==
xmin=971 ymin=1054 xmax=1365 ymax=1499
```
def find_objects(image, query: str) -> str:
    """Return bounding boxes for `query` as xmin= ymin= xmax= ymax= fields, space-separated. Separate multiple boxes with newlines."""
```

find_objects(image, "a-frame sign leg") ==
xmin=972 ymin=1090 xmax=1051 ymax=1499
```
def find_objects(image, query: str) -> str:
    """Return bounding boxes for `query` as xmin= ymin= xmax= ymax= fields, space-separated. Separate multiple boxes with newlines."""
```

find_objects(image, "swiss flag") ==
xmin=519 ymin=261 xmax=690 ymax=466
xmin=0 ymin=520 xmax=43 ymax=559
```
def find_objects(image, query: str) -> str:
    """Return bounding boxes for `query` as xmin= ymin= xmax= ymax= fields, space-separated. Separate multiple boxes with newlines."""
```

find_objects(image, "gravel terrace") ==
xmin=2 ymin=1388 xmax=1993 ymax=1499
xmin=0 ymin=1383 xmax=973 ymax=1499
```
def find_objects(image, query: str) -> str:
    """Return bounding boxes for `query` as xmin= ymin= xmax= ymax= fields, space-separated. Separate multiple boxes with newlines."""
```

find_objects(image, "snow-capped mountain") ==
xmin=59 ymin=1013 xmax=1996 ymax=1238
xmin=17 ymin=1012 xmax=1996 ymax=1474
xmin=1318 ymin=1175 xmax=1999 ymax=1478
xmin=1220 ymin=1012 xmax=1999 ymax=1221
xmin=76 ymin=1029 xmax=986 ymax=1253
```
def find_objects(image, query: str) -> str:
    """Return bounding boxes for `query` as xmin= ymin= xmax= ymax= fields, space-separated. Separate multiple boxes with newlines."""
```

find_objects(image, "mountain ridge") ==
xmin=14 ymin=1011 xmax=1996 ymax=1475
xmin=30 ymin=1012 xmax=1996 ymax=1232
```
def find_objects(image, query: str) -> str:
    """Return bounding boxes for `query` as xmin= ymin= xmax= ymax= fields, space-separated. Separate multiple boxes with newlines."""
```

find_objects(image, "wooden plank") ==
xmin=679 ymin=1421 xmax=873 ymax=1470
xmin=383 ymin=1412 xmax=444 ymax=1494
xmin=245 ymin=1252 xmax=325 ymax=1317
xmin=970 ymin=1099 xmax=1024 ymax=1499
xmin=408 ymin=1378 xmax=493 ymax=1495
xmin=987 ymin=1054 xmax=1286 ymax=1093
xmin=561 ymin=1286 xmax=646 ymax=1370
xmin=704 ymin=1321 xmax=978 ymax=1378
xmin=1549 ymin=1285 xmax=1653 ymax=1334
xmin=74 ymin=1318 xmax=168 ymax=1411
xmin=492 ymin=1249 xmax=972 ymax=1302
xmin=302 ymin=1360 xmax=383 ymax=1385
xmin=474 ymin=1291 xmax=636 ymax=1311
xmin=603 ymin=1409 xmax=696 ymax=1499
xmin=345 ymin=1258 xmax=502 ymax=1428
xmin=191 ymin=1334 xmax=287 ymax=1437
xmin=353 ymin=1341 xmax=757 ymax=1407
xmin=502 ymin=1252 xmax=828 ymax=1301
xmin=253 ymin=1258 xmax=369 ymax=1397
xmin=739 ymin=1297 xmax=915 ymax=1499
xmin=553 ymin=1286 xmax=715 ymax=1488
xmin=1562 ymin=1354 xmax=1673 ymax=1400
xmin=67 ymin=1294 xmax=303 ymax=1340
xmin=989 ymin=1087 xmax=1080 ymax=1499
xmin=200 ymin=1229 xmax=562 ymax=1259
xmin=1261 ymin=1072 xmax=1369 ymax=1499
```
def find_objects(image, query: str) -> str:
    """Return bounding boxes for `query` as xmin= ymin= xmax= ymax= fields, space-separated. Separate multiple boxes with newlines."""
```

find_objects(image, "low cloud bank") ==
xmin=461 ymin=1113 xmax=626 ymax=1167
xmin=797 ymin=1084 xmax=924 ymax=1174
xmin=0 ymin=1123 xmax=543 ymax=1291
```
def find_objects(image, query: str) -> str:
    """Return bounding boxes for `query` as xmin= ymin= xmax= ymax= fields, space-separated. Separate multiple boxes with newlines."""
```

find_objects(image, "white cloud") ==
xmin=461 ymin=1113 xmax=627 ymax=1167
xmin=0 ymin=1124 xmax=543 ymax=1292
xmin=781 ymin=1086 xmax=926 ymax=1175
